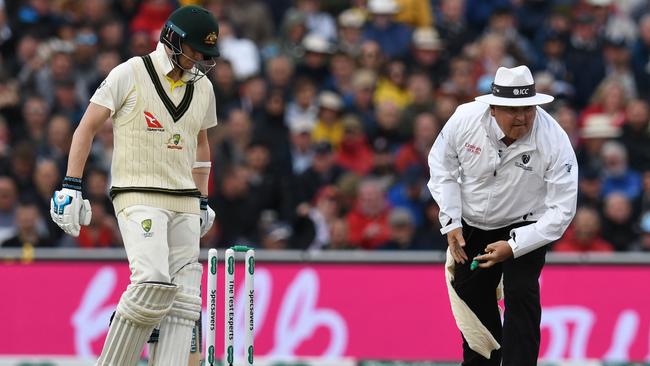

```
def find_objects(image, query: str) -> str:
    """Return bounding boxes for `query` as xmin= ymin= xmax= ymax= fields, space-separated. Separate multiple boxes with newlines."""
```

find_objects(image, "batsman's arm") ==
xmin=66 ymin=103 xmax=111 ymax=178
xmin=192 ymin=129 xmax=211 ymax=196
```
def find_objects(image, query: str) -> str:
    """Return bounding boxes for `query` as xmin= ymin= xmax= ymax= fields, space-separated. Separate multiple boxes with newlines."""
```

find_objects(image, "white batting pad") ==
xmin=96 ymin=282 xmax=177 ymax=366
xmin=148 ymin=263 xmax=203 ymax=366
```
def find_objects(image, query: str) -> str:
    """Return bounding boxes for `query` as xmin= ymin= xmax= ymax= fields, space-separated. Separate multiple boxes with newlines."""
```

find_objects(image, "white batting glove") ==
xmin=200 ymin=196 xmax=215 ymax=237
xmin=50 ymin=177 xmax=92 ymax=237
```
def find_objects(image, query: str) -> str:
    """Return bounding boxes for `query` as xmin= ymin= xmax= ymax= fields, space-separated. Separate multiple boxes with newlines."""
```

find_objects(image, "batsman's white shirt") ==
xmin=90 ymin=42 xmax=217 ymax=215
xmin=427 ymin=101 xmax=578 ymax=258
xmin=89 ymin=43 xmax=217 ymax=282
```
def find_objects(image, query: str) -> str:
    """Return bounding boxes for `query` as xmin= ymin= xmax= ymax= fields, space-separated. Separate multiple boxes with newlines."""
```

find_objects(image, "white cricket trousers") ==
xmin=117 ymin=205 xmax=201 ymax=283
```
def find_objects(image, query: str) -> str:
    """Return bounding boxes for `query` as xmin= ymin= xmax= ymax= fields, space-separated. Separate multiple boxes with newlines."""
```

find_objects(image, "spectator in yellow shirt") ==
xmin=394 ymin=0 xmax=434 ymax=28
xmin=374 ymin=59 xmax=412 ymax=108
xmin=312 ymin=91 xmax=345 ymax=149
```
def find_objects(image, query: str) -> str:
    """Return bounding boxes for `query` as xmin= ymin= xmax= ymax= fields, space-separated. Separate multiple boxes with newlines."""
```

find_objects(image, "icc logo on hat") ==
xmin=475 ymin=66 xmax=554 ymax=107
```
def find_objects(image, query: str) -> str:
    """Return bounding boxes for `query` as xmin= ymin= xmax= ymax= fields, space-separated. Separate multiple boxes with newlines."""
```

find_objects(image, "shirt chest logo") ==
xmin=144 ymin=111 xmax=165 ymax=131
xmin=167 ymin=133 xmax=183 ymax=150
xmin=464 ymin=143 xmax=482 ymax=155
xmin=515 ymin=154 xmax=533 ymax=171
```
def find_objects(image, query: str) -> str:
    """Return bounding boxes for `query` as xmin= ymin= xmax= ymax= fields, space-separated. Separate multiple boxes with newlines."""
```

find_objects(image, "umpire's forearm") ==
xmin=66 ymin=103 xmax=110 ymax=178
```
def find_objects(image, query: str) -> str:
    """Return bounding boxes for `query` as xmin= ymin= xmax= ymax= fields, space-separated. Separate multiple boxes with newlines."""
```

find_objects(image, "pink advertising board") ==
xmin=1 ymin=262 xmax=650 ymax=361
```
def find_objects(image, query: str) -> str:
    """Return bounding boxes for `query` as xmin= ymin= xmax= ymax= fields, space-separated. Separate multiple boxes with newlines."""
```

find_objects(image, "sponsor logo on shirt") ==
xmin=564 ymin=163 xmax=573 ymax=173
xmin=144 ymin=111 xmax=164 ymax=131
xmin=515 ymin=153 xmax=533 ymax=171
xmin=167 ymin=133 xmax=183 ymax=150
xmin=464 ymin=143 xmax=482 ymax=155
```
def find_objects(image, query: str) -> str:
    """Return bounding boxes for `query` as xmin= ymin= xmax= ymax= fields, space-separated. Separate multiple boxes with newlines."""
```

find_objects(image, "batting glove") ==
xmin=50 ymin=176 xmax=92 ymax=237
xmin=200 ymin=196 xmax=215 ymax=237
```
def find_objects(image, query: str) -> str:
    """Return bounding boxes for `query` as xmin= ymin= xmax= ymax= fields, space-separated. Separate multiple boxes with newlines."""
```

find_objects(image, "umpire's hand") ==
xmin=447 ymin=227 xmax=468 ymax=264
xmin=473 ymin=240 xmax=513 ymax=268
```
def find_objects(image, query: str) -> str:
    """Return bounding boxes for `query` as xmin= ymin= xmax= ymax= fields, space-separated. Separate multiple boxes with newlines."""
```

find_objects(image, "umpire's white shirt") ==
xmin=427 ymin=101 xmax=578 ymax=258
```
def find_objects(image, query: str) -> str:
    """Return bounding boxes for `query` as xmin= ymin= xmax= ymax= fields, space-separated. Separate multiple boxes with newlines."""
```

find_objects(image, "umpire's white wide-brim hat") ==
xmin=475 ymin=66 xmax=554 ymax=107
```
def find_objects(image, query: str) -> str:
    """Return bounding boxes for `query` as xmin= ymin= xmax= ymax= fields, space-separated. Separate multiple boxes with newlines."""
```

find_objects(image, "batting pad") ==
xmin=97 ymin=282 xmax=178 ymax=366
xmin=148 ymin=263 xmax=203 ymax=366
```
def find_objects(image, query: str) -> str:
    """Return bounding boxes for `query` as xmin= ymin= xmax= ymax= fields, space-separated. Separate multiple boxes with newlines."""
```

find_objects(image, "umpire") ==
xmin=428 ymin=66 xmax=578 ymax=365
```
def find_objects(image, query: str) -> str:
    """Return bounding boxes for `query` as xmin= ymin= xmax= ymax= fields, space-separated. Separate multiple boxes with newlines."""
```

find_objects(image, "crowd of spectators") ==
xmin=1 ymin=0 xmax=650 ymax=253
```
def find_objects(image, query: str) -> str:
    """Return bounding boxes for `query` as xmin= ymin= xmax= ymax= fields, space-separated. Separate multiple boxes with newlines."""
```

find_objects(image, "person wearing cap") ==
xmin=295 ymin=32 xmax=334 ymax=85
xmin=337 ymin=8 xmax=366 ymax=57
xmin=576 ymin=113 xmax=620 ymax=175
xmin=261 ymin=221 xmax=293 ymax=250
xmin=362 ymin=0 xmax=413 ymax=59
xmin=407 ymin=27 xmax=447 ymax=88
xmin=349 ymin=68 xmax=379 ymax=134
xmin=49 ymin=5 xmax=220 ymax=364
xmin=312 ymin=90 xmax=345 ymax=148
xmin=288 ymin=117 xmax=316 ymax=175
xmin=428 ymin=65 xmax=578 ymax=365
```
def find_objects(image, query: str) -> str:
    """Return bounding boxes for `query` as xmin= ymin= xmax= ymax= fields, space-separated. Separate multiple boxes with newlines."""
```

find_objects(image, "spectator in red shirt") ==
xmin=336 ymin=114 xmax=374 ymax=175
xmin=129 ymin=0 xmax=174 ymax=47
xmin=554 ymin=206 xmax=614 ymax=253
xmin=76 ymin=202 xmax=121 ymax=248
xmin=346 ymin=178 xmax=391 ymax=249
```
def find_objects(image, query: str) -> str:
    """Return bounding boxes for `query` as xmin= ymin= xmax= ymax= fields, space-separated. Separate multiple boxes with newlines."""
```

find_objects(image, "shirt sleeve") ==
xmin=89 ymin=62 xmax=134 ymax=117
xmin=507 ymin=127 xmax=578 ymax=258
xmin=427 ymin=117 xmax=463 ymax=235
xmin=201 ymin=89 xmax=218 ymax=130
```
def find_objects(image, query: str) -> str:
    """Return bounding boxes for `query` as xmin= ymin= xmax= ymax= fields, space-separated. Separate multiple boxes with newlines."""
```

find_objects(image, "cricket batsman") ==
xmin=50 ymin=5 xmax=219 ymax=365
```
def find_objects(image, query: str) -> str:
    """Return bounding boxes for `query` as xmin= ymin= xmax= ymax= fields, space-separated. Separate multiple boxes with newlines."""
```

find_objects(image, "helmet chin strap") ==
xmin=164 ymin=41 xmax=215 ymax=84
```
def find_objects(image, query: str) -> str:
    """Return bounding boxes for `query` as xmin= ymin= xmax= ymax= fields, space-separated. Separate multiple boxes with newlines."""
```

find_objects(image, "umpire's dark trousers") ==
xmin=452 ymin=221 xmax=547 ymax=366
